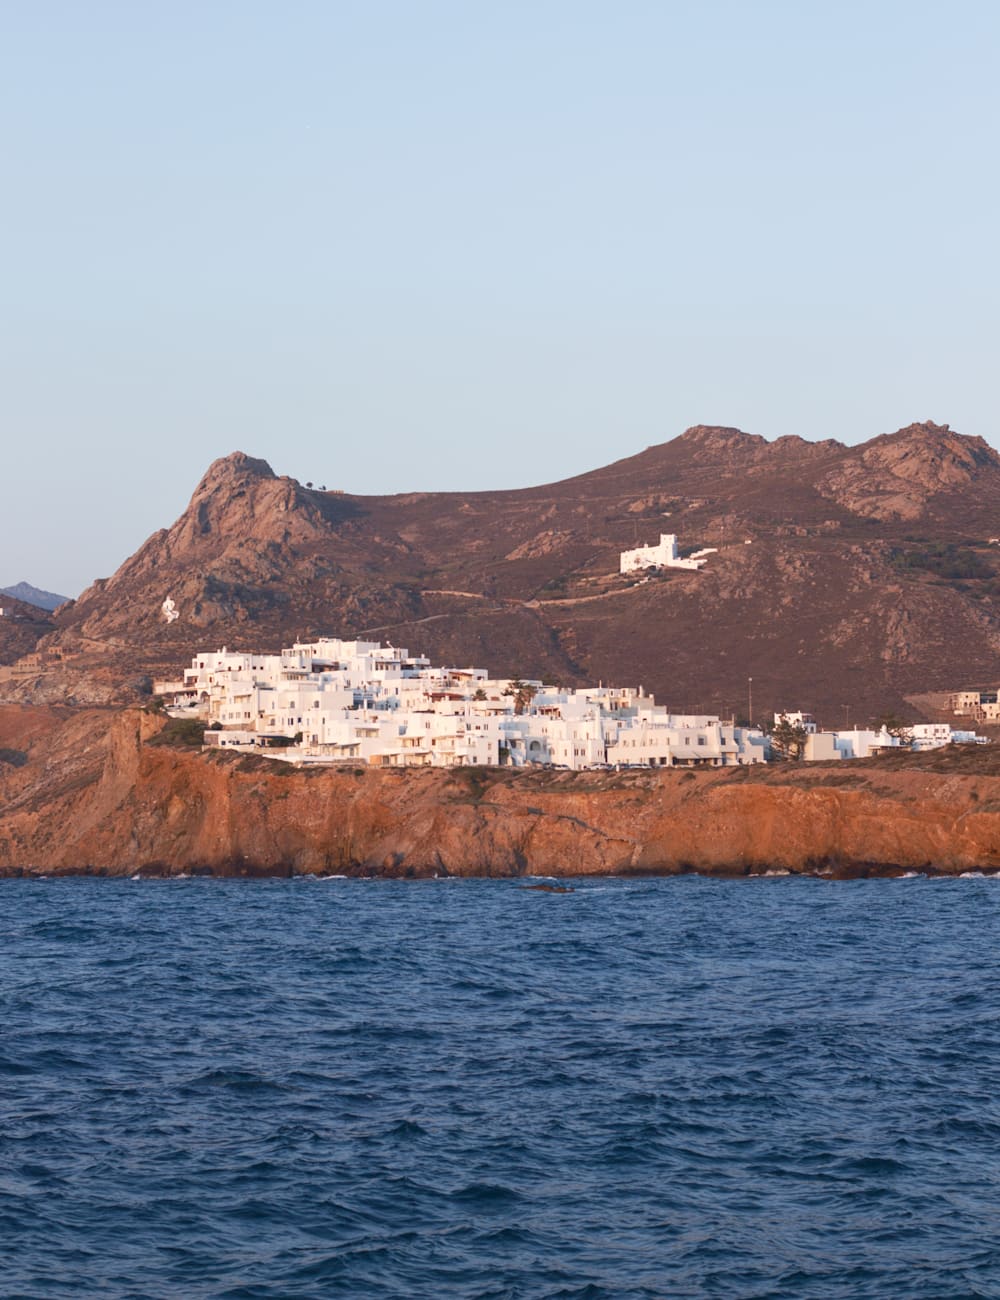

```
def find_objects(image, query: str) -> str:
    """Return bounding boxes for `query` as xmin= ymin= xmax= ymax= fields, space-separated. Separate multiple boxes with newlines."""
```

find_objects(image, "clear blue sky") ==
xmin=2 ymin=1 xmax=997 ymax=596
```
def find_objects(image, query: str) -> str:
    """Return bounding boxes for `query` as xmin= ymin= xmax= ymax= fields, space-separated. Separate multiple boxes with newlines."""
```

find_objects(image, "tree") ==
xmin=503 ymin=678 xmax=537 ymax=715
xmin=770 ymin=713 xmax=808 ymax=761
xmin=472 ymin=687 xmax=487 ymax=701
xmin=874 ymin=712 xmax=913 ymax=743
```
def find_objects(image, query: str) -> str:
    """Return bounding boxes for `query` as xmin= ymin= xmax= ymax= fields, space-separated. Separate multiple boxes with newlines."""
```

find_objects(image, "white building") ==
xmin=620 ymin=533 xmax=717 ymax=575
xmin=803 ymin=732 xmax=840 ymax=762
xmin=605 ymin=707 xmax=762 ymax=768
xmin=166 ymin=636 xmax=766 ymax=771
xmin=795 ymin=721 xmax=988 ymax=761
xmin=828 ymin=728 xmax=901 ymax=760
xmin=910 ymin=723 xmax=988 ymax=750
xmin=773 ymin=711 xmax=817 ymax=734
xmin=162 ymin=640 xmax=993 ymax=771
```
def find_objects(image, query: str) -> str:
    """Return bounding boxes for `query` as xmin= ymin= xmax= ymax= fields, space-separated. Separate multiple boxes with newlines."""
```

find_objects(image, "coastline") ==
xmin=2 ymin=704 xmax=1000 ymax=882
xmin=4 ymin=866 xmax=999 ymax=882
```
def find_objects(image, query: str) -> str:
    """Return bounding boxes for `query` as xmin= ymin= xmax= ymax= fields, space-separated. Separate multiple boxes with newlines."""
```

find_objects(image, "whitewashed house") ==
xmin=830 ymin=728 xmax=902 ymax=760
xmin=773 ymin=711 xmax=817 ymax=734
xmin=175 ymin=637 xmax=763 ymax=771
xmin=619 ymin=534 xmax=717 ymax=575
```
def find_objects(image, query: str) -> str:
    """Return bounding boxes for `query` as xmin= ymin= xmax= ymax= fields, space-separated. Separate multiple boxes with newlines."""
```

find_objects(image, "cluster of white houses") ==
xmin=152 ymin=638 xmax=988 ymax=770
xmin=773 ymin=711 xmax=986 ymax=761
xmin=154 ymin=639 xmax=767 ymax=770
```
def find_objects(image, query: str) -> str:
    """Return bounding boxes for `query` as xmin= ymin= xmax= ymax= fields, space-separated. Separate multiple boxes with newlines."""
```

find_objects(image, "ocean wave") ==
xmin=2 ymin=876 xmax=996 ymax=1298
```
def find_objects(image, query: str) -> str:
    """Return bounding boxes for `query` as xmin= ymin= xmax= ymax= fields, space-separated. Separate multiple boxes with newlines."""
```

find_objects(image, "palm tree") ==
xmin=503 ymin=678 xmax=537 ymax=715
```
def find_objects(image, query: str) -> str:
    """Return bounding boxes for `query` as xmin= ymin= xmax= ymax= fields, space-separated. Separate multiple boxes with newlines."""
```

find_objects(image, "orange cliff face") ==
xmin=1 ymin=705 xmax=1000 ymax=879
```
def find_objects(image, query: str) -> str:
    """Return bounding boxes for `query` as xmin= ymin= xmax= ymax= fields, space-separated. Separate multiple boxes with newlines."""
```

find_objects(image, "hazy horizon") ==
xmin=3 ymin=2 xmax=997 ymax=595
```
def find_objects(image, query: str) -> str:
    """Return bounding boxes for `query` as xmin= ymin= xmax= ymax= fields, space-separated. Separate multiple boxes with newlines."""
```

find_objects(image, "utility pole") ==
xmin=842 ymin=704 xmax=850 ymax=730
xmin=747 ymin=676 xmax=753 ymax=726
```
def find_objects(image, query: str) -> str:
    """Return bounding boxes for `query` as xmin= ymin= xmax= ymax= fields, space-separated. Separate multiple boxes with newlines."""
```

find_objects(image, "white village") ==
xmin=151 ymin=536 xmax=989 ymax=769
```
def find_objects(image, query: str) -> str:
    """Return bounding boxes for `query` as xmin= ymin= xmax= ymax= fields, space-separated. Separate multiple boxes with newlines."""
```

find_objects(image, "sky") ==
xmin=2 ymin=1 xmax=998 ymax=596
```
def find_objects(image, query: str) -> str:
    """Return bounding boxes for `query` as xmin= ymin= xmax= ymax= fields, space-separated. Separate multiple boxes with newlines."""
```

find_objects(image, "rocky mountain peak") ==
xmin=821 ymin=422 xmax=1000 ymax=520
xmin=648 ymin=425 xmax=770 ymax=472
xmin=670 ymin=425 xmax=842 ymax=466
xmin=860 ymin=422 xmax=1000 ymax=484
xmin=64 ymin=451 xmax=334 ymax=630
xmin=179 ymin=451 xmax=282 ymax=540
xmin=192 ymin=451 xmax=277 ymax=497
xmin=170 ymin=452 xmax=312 ymax=551
xmin=675 ymin=425 xmax=764 ymax=452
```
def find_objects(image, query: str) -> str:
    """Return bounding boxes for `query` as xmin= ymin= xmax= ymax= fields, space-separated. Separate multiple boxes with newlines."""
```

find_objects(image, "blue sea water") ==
xmin=2 ymin=877 xmax=1000 ymax=1299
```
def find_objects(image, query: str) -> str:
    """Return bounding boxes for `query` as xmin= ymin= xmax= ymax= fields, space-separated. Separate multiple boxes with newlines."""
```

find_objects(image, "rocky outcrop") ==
xmin=64 ymin=453 xmax=344 ymax=637
xmin=1 ymin=706 xmax=999 ymax=879
xmin=819 ymin=422 xmax=1000 ymax=521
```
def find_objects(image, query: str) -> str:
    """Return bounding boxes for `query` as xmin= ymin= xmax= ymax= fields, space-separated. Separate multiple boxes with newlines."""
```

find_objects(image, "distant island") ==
xmin=1 ymin=582 xmax=70 ymax=613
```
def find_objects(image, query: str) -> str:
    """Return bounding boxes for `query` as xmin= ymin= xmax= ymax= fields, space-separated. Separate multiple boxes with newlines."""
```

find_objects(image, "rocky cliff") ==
xmin=2 ymin=706 xmax=998 ymax=879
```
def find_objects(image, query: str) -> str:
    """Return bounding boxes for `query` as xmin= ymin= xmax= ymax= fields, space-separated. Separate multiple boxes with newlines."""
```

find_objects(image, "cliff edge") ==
xmin=1 ymin=706 xmax=998 ymax=879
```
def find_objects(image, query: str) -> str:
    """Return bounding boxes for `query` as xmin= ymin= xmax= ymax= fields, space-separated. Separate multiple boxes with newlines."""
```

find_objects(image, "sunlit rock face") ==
xmin=1 ymin=705 xmax=998 ymax=879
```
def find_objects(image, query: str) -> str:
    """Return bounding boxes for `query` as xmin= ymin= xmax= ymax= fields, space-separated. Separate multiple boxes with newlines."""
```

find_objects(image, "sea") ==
xmin=3 ymin=875 xmax=1000 ymax=1299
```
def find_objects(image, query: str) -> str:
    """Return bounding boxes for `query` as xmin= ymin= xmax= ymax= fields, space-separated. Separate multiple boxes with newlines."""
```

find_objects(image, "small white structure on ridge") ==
xmin=620 ymin=533 xmax=717 ymax=575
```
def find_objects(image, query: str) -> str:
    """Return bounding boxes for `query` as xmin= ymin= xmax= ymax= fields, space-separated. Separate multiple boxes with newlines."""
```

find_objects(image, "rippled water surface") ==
xmin=3 ymin=877 xmax=1000 ymax=1298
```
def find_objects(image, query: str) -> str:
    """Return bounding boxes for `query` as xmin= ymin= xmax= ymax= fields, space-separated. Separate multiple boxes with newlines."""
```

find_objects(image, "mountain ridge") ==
xmin=1 ymin=581 xmax=71 ymax=612
xmin=10 ymin=420 xmax=1000 ymax=722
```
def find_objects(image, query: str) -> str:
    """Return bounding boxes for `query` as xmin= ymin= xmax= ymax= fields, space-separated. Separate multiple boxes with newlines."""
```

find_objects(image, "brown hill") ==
xmin=19 ymin=420 xmax=1000 ymax=722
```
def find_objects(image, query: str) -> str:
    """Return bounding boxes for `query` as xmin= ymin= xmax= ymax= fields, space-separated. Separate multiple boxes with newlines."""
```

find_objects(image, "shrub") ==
xmin=265 ymin=735 xmax=298 ymax=749
xmin=891 ymin=543 xmax=994 ymax=582
xmin=147 ymin=718 xmax=207 ymax=748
